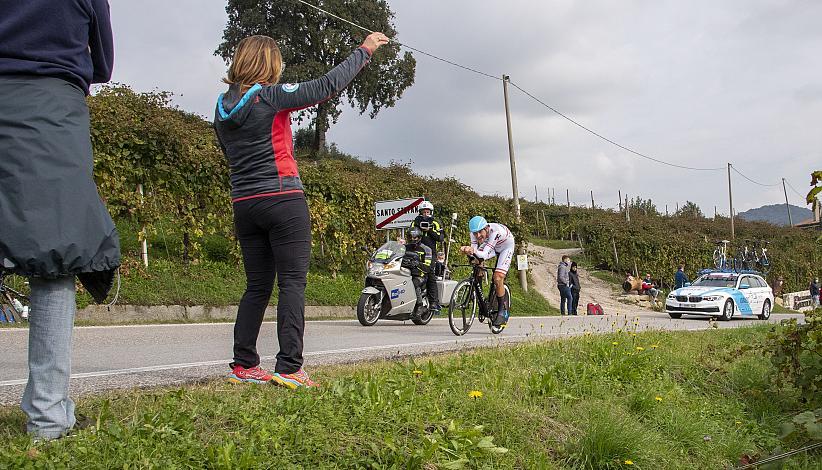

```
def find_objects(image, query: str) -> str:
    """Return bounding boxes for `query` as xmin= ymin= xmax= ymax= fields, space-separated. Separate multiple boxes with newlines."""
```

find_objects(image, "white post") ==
xmin=138 ymin=183 xmax=149 ymax=267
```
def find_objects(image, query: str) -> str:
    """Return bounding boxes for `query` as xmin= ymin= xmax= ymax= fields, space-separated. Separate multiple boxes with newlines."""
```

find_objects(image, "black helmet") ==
xmin=408 ymin=227 xmax=423 ymax=244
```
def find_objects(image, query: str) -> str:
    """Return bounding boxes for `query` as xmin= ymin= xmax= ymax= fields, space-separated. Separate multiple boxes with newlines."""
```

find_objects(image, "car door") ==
xmin=737 ymin=276 xmax=758 ymax=314
xmin=754 ymin=276 xmax=771 ymax=310
xmin=748 ymin=276 xmax=763 ymax=313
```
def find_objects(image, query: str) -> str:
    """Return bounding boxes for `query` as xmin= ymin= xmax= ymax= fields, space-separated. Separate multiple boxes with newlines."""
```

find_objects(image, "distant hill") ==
xmin=738 ymin=203 xmax=813 ymax=226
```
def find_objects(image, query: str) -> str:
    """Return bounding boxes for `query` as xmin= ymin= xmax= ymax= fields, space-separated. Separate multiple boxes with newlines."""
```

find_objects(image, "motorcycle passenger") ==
xmin=411 ymin=201 xmax=443 ymax=312
xmin=459 ymin=216 xmax=515 ymax=328
xmin=404 ymin=227 xmax=434 ymax=314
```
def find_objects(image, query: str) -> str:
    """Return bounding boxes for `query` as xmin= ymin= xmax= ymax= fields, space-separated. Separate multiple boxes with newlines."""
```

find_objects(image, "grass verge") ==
xmin=1 ymin=326 xmax=818 ymax=468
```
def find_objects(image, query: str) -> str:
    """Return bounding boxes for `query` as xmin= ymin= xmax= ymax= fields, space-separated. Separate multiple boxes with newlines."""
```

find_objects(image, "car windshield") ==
xmin=371 ymin=241 xmax=405 ymax=263
xmin=693 ymin=276 xmax=737 ymax=288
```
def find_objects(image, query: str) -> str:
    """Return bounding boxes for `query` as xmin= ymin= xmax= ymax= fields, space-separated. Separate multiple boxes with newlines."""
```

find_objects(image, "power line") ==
xmin=290 ymin=0 xmax=789 ymax=178
xmin=507 ymin=81 xmax=726 ymax=172
xmin=785 ymin=179 xmax=809 ymax=202
xmin=292 ymin=0 xmax=500 ymax=81
xmin=730 ymin=165 xmax=782 ymax=187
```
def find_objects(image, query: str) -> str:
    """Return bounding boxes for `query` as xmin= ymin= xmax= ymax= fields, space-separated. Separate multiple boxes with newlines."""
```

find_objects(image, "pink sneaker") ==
xmin=228 ymin=365 xmax=275 ymax=384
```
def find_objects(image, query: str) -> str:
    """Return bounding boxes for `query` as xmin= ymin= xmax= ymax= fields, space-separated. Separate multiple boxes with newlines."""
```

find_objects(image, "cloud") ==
xmin=108 ymin=0 xmax=821 ymax=215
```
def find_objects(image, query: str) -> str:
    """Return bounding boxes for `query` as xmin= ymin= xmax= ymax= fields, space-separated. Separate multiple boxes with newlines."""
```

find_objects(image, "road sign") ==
xmin=517 ymin=254 xmax=529 ymax=270
xmin=375 ymin=197 xmax=424 ymax=230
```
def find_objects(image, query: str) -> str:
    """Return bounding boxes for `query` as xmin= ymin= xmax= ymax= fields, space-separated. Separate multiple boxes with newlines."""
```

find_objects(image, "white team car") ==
xmin=665 ymin=271 xmax=773 ymax=321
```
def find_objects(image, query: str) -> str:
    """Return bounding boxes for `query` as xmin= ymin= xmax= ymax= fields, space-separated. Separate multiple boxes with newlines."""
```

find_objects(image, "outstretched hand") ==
xmin=361 ymin=32 xmax=390 ymax=54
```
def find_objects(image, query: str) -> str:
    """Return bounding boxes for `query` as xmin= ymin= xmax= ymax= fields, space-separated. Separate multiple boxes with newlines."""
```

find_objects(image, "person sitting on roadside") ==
xmin=642 ymin=273 xmax=660 ymax=305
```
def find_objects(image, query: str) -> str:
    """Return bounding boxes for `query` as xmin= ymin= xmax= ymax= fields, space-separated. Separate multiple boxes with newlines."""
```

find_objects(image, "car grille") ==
xmin=676 ymin=296 xmax=688 ymax=302
xmin=688 ymin=296 xmax=702 ymax=303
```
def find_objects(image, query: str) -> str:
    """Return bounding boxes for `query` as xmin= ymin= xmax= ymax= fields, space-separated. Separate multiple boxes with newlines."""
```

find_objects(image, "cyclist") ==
xmin=411 ymin=201 xmax=443 ymax=312
xmin=459 ymin=216 xmax=514 ymax=327
xmin=404 ymin=227 xmax=433 ymax=313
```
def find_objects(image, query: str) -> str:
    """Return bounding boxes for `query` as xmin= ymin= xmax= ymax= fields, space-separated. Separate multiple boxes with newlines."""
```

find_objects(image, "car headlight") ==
xmin=667 ymin=294 xmax=676 ymax=299
xmin=702 ymin=295 xmax=722 ymax=301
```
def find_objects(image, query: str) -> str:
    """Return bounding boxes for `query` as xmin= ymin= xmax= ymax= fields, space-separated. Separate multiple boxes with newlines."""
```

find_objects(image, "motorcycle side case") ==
xmin=437 ymin=279 xmax=458 ymax=306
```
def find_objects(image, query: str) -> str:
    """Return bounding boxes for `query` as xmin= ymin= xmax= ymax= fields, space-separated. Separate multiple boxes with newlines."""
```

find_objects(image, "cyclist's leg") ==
xmin=491 ymin=242 xmax=514 ymax=326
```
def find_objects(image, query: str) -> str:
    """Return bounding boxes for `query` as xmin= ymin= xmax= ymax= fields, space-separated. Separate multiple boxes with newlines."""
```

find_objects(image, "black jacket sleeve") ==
xmin=89 ymin=0 xmax=114 ymax=83
xmin=260 ymin=47 xmax=371 ymax=111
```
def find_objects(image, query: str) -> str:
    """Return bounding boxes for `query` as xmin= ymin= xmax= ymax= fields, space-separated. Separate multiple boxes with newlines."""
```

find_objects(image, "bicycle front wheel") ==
xmin=448 ymin=279 xmax=476 ymax=336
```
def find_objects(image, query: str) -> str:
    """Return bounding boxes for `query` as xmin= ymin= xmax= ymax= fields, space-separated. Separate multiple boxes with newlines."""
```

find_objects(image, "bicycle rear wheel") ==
xmin=712 ymin=249 xmax=722 ymax=269
xmin=448 ymin=280 xmax=476 ymax=336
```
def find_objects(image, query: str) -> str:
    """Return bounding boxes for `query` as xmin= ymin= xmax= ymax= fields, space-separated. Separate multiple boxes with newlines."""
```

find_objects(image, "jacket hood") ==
xmin=215 ymin=83 xmax=261 ymax=127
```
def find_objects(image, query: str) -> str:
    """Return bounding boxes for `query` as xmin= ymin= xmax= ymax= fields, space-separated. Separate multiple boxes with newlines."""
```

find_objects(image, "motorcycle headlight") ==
xmin=384 ymin=259 xmax=401 ymax=270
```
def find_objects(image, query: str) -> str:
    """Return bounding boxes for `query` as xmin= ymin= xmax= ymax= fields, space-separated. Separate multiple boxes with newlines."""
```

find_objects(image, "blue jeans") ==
xmin=22 ymin=276 xmax=77 ymax=439
xmin=558 ymin=285 xmax=573 ymax=315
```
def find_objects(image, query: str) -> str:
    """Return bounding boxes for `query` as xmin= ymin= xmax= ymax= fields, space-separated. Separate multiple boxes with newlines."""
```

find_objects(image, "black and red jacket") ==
xmin=214 ymin=46 xmax=372 ymax=202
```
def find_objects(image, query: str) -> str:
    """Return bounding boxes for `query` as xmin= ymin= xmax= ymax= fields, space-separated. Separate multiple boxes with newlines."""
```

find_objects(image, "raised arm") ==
xmin=261 ymin=32 xmax=389 ymax=111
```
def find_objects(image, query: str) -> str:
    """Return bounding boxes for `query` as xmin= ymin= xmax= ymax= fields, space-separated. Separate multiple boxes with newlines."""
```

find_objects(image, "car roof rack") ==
xmin=697 ymin=268 xmax=764 ymax=276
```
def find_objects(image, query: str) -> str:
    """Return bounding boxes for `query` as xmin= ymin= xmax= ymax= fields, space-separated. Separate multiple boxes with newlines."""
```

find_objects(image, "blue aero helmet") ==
xmin=468 ymin=216 xmax=488 ymax=233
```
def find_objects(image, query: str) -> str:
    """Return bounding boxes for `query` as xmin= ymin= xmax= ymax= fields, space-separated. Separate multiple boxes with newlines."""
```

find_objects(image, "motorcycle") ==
xmin=357 ymin=241 xmax=457 ymax=327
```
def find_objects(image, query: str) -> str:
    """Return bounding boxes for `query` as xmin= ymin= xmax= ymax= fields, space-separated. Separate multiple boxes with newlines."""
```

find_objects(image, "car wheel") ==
xmin=720 ymin=299 xmax=734 ymax=321
xmin=758 ymin=300 xmax=771 ymax=320
xmin=668 ymin=312 xmax=682 ymax=319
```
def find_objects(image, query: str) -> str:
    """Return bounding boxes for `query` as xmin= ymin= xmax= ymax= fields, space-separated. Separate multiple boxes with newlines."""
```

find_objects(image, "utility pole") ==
xmin=566 ymin=189 xmax=570 ymax=211
xmin=590 ymin=190 xmax=595 ymax=209
xmin=535 ymin=185 xmax=539 ymax=203
xmin=782 ymin=178 xmax=793 ymax=227
xmin=502 ymin=74 xmax=527 ymax=292
xmin=727 ymin=163 xmax=735 ymax=240
xmin=665 ymin=205 xmax=668 ymax=217
xmin=618 ymin=190 xmax=623 ymax=212
xmin=625 ymin=195 xmax=630 ymax=222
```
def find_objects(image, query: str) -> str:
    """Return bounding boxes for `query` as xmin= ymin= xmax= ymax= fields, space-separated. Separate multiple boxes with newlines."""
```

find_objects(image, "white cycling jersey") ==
xmin=470 ymin=223 xmax=515 ymax=273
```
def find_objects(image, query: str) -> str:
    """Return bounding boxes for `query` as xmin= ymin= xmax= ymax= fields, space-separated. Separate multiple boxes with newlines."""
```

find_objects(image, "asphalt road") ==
xmin=0 ymin=311 xmax=802 ymax=405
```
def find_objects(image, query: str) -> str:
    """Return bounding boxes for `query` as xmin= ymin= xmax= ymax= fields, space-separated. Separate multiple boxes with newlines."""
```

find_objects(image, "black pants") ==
xmin=571 ymin=289 xmax=580 ymax=315
xmin=232 ymin=194 xmax=310 ymax=374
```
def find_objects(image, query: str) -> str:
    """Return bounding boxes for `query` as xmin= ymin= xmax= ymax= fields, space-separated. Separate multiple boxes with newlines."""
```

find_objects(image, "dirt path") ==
xmin=529 ymin=244 xmax=649 ymax=316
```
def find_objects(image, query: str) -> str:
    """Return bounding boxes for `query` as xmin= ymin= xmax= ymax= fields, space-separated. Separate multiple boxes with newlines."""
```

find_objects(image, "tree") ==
xmin=808 ymin=170 xmax=822 ymax=213
xmin=216 ymin=0 xmax=416 ymax=153
xmin=675 ymin=201 xmax=704 ymax=218
xmin=629 ymin=196 xmax=658 ymax=216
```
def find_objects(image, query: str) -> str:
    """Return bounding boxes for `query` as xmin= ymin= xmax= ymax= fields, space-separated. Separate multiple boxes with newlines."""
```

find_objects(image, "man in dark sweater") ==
xmin=0 ymin=0 xmax=117 ymax=440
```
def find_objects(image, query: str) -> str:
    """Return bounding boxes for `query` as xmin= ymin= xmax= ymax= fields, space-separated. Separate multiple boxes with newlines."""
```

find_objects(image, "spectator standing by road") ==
xmin=674 ymin=264 xmax=689 ymax=289
xmin=569 ymin=262 xmax=581 ymax=315
xmin=0 ymin=0 xmax=119 ymax=440
xmin=557 ymin=255 xmax=573 ymax=315
xmin=214 ymin=32 xmax=390 ymax=388
xmin=811 ymin=277 xmax=820 ymax=309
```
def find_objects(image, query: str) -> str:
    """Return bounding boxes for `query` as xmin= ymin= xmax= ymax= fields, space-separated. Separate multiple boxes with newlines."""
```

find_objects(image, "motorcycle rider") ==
xmin=404 ymin=227 xmax=434 ymax=315
xmin=411 ymin=201 xmax=443 ymax=312
xmin=459 ymin=216 xmax=515 ymax=328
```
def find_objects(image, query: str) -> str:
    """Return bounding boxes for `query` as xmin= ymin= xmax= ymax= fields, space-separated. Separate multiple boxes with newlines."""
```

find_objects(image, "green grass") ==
xmin=1 ymin=326 xmax=818 ymax=468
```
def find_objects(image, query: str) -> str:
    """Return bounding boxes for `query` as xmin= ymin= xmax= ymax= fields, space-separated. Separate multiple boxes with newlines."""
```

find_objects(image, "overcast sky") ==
xmin=107 ymin=0 xmax=821 ymax=215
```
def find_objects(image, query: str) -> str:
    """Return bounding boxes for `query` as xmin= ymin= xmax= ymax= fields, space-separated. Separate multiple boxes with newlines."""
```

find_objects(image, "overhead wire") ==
xmin=785 ymin=179 xmax=809 ymax=202
xmin=729 ymin=165 xmax=782 ymax=187
xmin=507 ymin=81 xmax=726 ymax=172
xmin=292 ymin=0 xmax=500 ymax=81
xmin=291 ymin=0 xmax=800 ymax=183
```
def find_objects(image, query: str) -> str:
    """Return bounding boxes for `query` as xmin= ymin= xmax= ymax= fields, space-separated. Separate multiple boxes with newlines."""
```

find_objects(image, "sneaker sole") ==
xmin=228 ymin=375 xmax=273 ymax=385
xmin=272 ymin=374 xmax=302 ymax=389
